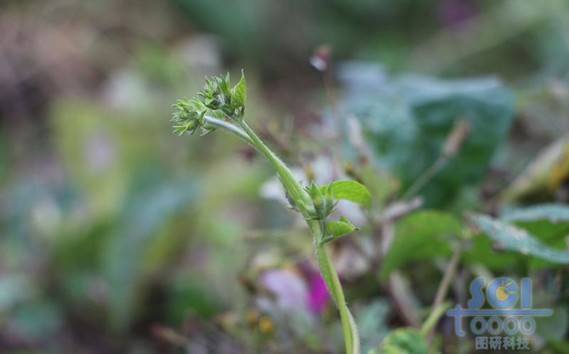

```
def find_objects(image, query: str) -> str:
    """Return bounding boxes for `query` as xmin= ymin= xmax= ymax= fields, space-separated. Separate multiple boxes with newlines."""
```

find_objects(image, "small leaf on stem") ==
xmin=325 ymin=216 xmax=358 ymax=242
xmin=329 ymin=180 xmax=372 ymax=208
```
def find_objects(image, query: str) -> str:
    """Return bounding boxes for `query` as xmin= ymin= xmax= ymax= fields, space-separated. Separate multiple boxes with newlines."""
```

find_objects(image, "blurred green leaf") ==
xmin=380 ymin=211 xmax=461 ymax=280
xmin=356 ymin=300 xmax=390 ymax=354
xmin=329 ymin=180 xmax=372 ymax=208
xmin=343 ymin=69 xmax=515 ymax=207
xmin=103 ymin=177 xmax=197 ymax=331
xmin=379 ymin=328 xmax=429 ymax=354
xmin=462 ymin=236 xmax=520 ymax=270
xmin=513 ymin=219 xmax=569 ymax=269
xmin=167 ymin=275 xmax=222 ymax=324
xmin=502 ymin=204 xmax=569 ymax=223
xmin=52 ymin=101 xmax=128 ymax=215
xmin=463 ymin=208 xmax=569 ymax=270
xmin=470 ymin=214 xmax=569 ymax=264
xmin=135 ymin=43 xmax=186 ymax=85
xmin=175 ymin=0 xmax=266 ymax=61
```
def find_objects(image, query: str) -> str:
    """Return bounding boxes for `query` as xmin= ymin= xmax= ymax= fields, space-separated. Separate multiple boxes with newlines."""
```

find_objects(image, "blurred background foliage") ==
xmin=1 ymin=0 xmax=569 ymax=353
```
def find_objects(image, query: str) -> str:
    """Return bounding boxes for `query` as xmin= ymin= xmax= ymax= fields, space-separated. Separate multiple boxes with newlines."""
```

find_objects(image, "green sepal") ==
xmin=321 ymin=216 xmax=359 ymax=244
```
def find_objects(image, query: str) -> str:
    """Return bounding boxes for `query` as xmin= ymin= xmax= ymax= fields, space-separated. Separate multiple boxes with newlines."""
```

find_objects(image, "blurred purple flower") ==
xmin=259 ymin=266 xmax=330 ymax=316
xmin=307 ymin=272 xmax=330 ymax=315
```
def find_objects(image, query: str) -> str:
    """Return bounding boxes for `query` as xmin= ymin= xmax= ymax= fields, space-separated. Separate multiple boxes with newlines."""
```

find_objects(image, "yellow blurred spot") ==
xmin=258 ymin=316 xmax=274 ymax=335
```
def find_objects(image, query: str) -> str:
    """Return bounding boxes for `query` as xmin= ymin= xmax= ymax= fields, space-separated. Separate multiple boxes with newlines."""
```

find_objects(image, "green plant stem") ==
xmin=238 ymin=120 xmax=359 ymax=354
xmin=312 ymin=221 xmax=360 ymax=354
xmin=420 ymin=302 xmax=451 ymax=337
xmin=239 ymin=120 xmax=313 ymax=216
xmin=204 ymin=116 xmax=253 ymax=144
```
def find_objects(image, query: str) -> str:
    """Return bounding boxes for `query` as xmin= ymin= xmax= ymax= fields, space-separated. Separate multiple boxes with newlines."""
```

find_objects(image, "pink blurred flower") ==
xmin=259 ymin=266 xmax=330 ymax=316
xmin=307 ymin=272 xmax=330 ymax=315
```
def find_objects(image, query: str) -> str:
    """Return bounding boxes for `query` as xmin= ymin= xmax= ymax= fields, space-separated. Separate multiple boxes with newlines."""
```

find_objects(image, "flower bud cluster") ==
xmin=171 ymin=72 xmax=247 ymax=135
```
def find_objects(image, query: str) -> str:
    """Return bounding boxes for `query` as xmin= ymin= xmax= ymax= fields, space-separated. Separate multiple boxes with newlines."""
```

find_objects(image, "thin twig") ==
xmin=402 ymin=157 xmax=447 ymax=200
xmin=425 ymin=243 xmax=463 ymax=339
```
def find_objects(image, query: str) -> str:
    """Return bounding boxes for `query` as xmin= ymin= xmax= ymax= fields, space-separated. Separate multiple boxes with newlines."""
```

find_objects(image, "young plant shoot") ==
xmin=172 ymin=72 xmax=371 ymax=354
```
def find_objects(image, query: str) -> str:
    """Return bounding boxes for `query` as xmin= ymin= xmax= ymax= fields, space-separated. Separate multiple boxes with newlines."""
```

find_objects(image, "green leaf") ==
xmin=380 ymin=211 xmax=461 ymax=280
xmin=343 ymin=69 xmax=515 ymax=207
xmin=463 ymin=208 xmax=569 ymax=270
xmin=502 ymin=204 xmax=569 ymax=223
xmin=325 ymin=217 xmax=358 ymax=242
xmin=515 ymin=221 xmax=569 ymax=270
xmin=328 ymin=180 xmax=372 ymax=208
xmin=462 ymin=236 xmax=519 ymax=270
xmin=103 ymin=178 xmax=197 ymax=331
xmin=356 ymin=300 xmax=390 ymax=354
xmin=380 ymin=328 xmax=429 ymax=354
xmin=470 ymin=214 xmax=569 ymax=264
xmin=232 ymin=70 xmax=247 ymax=110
